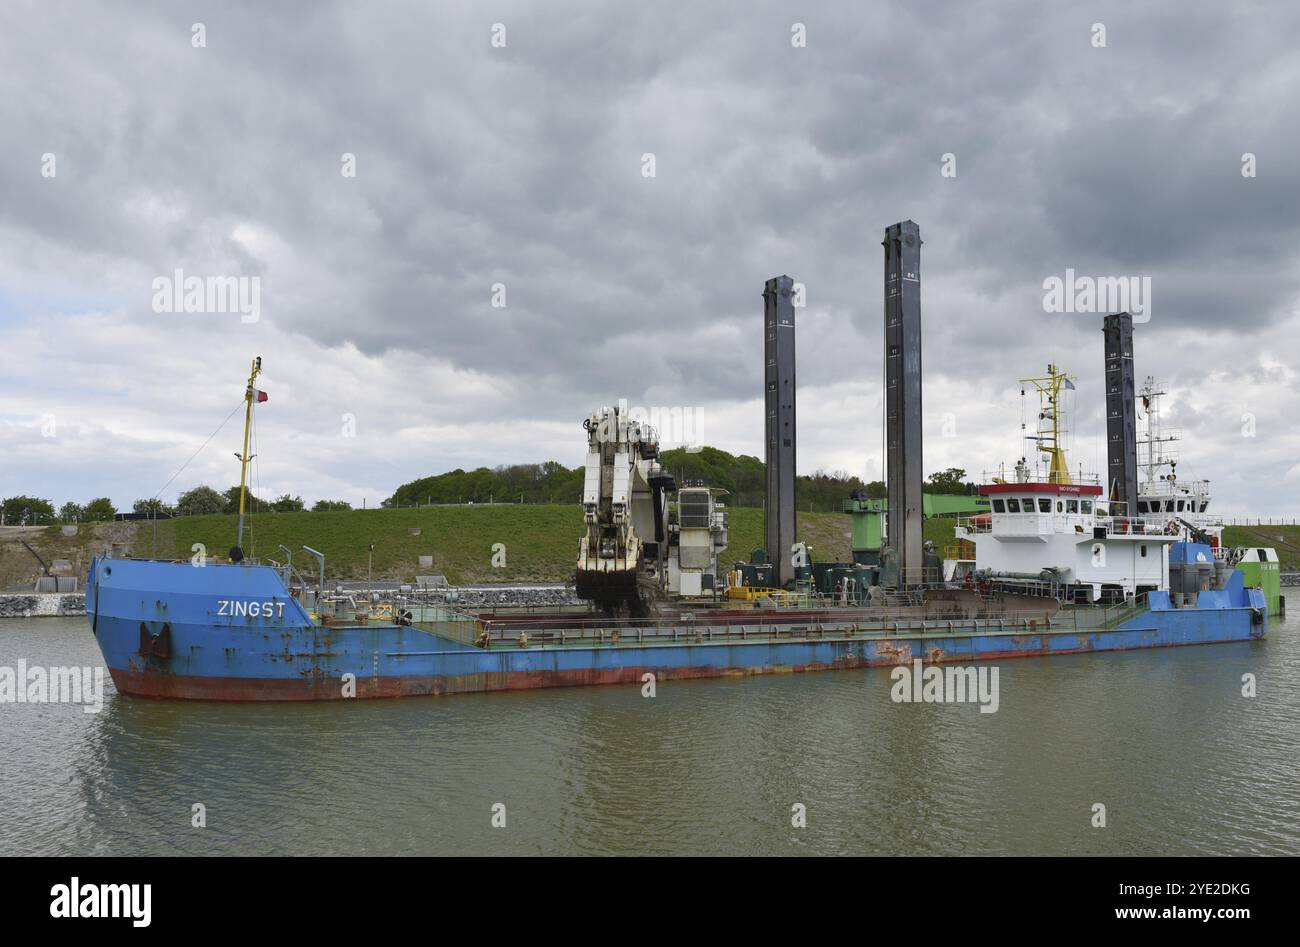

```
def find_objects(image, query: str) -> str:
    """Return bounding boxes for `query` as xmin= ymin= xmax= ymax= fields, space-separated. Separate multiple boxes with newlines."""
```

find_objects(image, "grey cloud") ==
xmin=1 ymin=0 xmax=1297 ymax=509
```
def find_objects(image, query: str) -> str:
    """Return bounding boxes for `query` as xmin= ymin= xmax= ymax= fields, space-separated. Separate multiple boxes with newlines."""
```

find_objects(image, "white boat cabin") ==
xmin=955 ymin=482 xmax=1176 ymax=601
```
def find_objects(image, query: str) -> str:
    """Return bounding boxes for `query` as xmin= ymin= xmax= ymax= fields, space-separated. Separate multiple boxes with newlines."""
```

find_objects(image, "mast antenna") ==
xmin=233 ymin=356 xmax=263 ymax=561
xmin=1018 ymin=363 xmax=1076 ymax=484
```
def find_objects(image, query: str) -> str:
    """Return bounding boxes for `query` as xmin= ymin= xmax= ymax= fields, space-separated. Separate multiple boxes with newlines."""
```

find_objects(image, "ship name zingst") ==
xmin=217 ymin=599 xmax=285 ymax=619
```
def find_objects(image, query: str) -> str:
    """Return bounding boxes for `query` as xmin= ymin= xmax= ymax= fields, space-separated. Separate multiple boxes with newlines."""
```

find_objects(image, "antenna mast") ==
xmin=1019 ymin=363 xmax=1075 ymax=484
xmin=233 ymin=356 xmax=263 ymax=560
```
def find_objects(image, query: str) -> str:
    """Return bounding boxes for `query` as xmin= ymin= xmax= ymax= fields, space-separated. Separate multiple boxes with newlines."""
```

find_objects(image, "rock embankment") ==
xmin=407 ymin=586 xmax=582 ymax=609
xmin=0 ymin=593 xmax=86 ymax=618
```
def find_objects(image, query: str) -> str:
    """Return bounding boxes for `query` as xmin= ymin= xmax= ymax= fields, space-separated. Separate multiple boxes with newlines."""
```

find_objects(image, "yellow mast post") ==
xmin=234 ymin=356 xmax=263 ymax=558
xmin=1019 ymin=363 xmax=1075 ymax=484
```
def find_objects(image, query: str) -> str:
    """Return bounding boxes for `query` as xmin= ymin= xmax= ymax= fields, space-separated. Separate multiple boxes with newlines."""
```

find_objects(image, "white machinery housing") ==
xmin=575 ymin=406 xmax=673 ymax=606
xmin=666 ymin=487 xmax=728 ymax=597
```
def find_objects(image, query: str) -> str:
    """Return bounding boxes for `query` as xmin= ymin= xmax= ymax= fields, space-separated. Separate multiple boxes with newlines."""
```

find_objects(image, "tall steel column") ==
xmin=1103 ymin=312 xmax=1138 ymax=516
xmin=763 ymin=275 xmax=797 ymax=586
xmin=882 ymin=221 xmax=923 ymax=586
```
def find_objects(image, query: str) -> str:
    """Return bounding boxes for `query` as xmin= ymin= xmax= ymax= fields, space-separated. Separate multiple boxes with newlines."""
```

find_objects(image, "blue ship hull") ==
xmin=85 ymin=557 xmax=1269 ymax=701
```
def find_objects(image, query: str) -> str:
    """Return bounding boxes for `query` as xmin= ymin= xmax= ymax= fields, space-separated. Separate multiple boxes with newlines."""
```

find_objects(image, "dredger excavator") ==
xmin=575 ymin=405 xmax=675 ymax=614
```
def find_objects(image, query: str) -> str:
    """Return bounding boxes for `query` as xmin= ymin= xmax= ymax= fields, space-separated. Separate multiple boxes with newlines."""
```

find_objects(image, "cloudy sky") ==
xmin=1 ymin=1 xmax=1297 ymax=514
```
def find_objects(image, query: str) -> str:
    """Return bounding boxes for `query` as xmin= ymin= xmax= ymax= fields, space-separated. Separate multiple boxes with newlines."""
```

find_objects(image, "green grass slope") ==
xmin=1223 ymin=525 xmax=1300 ymax=570
xmin=156 ymin=505 xmax=856 ymax=584
xmin=7 ymin=512 xmax=1290 ymax=590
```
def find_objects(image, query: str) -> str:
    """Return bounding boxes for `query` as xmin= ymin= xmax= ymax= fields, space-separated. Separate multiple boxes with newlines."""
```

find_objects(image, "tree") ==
xmin=58 ymin=502 xmax=84 ymax=523
xmin=82 ymin=498 xmax=116 ymax=522
xmin=133 ymin=498 xmax=174 ymax=516
xmin=312 ymin=500 xmax=352 ymax=512
xmin=385 ymin=460 xmax=584 ymax=507
xmin=222 ymin=486 xmax=268 ymax=514
xmin=849 ymin=481 xmax=887 ymax=501
xmin=271 ymin=494 xmax=305 ymax=512
xmin=927 ymin=468 xmax=975 ymax=496
xmin=382 ymin=446 xmax=884 ymax=510
xmin=2 ymin=495 xmax=56 ymax=525
xmin=176 ymin=485 xmax=227 ymax=516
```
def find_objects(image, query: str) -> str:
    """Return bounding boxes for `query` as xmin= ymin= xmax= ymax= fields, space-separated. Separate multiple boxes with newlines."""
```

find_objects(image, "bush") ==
xmin=1 ymin=495 xmax=56 ymax=525
xmin=82 ymin=498 xmax=117 ymax=522
xmin=312 ymin=500 xmax=353 ymax=512
xmin=177 ymin=485 xmax=227 ymax=516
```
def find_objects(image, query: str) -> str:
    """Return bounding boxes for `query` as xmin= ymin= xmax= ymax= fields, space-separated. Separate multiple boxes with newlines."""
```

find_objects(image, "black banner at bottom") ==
xmin=2 ymin=855 xmax=1287 ymax=933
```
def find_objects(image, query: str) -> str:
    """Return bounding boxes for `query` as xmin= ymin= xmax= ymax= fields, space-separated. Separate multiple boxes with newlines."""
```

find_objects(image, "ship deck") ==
xmin=393 ymin=596 xmax=1151 ymax=651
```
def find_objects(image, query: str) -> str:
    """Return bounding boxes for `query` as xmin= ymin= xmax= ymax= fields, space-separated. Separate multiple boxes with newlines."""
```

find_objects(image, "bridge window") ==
xmin=1038 ymin=498 xmax=1051 ymax=512
xmin=1137 ymin=501 xmax=1148 ymax=513
xmin=1176 ymin=500 xmax=1185 ymax=512
xmin=1006 ymin=498 xmax=1020 ymax=512
xmin=992 ymin=498 xmax=1005 ymax=512
xmin=1081 ymin=500 xmax=1093 ymax=514
xmin=1067 ymin=499 xmax=1079 ymax=513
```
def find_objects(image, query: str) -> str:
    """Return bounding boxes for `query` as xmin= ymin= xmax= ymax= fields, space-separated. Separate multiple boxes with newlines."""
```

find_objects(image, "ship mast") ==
xmin=1019 ymin=363 xmax=1076 ymax=484
xmin=1138 ymin=376 xmax=1179 ymax=487
xmin=233 ymin=356 xmax=263 ymax=560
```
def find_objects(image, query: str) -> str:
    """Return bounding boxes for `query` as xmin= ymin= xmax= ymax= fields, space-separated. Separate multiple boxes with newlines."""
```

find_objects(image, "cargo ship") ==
xmin=83 ymin=354 xmax=1269 ymax=702
xmin=83 ymin=223 xmax=1276 ymax=701
xmin=86 ymin=549 xmax=1265 ymax=700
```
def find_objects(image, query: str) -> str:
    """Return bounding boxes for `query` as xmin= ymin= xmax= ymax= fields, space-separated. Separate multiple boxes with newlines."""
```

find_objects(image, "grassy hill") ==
xmin=1224 ymin=525 xmax=1300 ymax=568
xmin=0 ymin=505 xmax=849 ymax=586
xmin=383 ymin=446 xmax=891 ymax=513
xmin=157 ymin=505 xmax=857 ymax=584
xmin=5 ymin=511 xmax=1296 ymax=590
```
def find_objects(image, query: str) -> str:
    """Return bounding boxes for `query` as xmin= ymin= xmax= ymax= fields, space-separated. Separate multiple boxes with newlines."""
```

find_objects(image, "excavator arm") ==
xmin=575 ymin=406 xmax=668 ymax=609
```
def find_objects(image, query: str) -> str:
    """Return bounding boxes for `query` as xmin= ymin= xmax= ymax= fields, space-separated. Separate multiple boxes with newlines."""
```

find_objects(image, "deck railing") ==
xmin=956 ymin=512 xmax=1179 ymax=538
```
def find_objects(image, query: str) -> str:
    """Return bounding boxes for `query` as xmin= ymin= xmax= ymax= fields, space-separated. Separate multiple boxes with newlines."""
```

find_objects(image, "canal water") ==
xmin=1 ymin=614 xmax=1297 ymax=855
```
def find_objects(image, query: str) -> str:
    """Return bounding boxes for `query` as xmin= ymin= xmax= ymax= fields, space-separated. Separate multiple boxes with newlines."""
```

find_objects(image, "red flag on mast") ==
xmin=254 ymin=389 xmax=268 ymax=403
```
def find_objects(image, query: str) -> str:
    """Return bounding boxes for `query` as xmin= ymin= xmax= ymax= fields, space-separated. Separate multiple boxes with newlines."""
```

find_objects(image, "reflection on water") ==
xmin=2 ymin=614 xmax=1298 ymax=855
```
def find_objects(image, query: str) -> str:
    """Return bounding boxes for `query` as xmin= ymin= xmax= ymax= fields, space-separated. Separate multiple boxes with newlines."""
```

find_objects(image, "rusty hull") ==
xmin=86 ymin=556 xmax=1268 ymax=703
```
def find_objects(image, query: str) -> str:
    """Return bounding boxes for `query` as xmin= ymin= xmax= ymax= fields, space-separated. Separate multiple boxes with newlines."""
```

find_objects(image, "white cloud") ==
xmin=2 ymin=1 xmax=1298 ymax=515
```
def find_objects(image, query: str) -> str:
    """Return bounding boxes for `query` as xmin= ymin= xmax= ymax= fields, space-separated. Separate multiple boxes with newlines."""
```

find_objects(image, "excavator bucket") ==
xmin=574 ymin=566 xmax=641 ymax=605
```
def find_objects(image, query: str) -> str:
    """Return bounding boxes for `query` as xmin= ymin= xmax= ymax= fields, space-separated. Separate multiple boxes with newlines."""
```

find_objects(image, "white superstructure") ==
xmin=1133 ymin=377 xmax=1221 ymax=544
xmin=955 ymin=481 xmax=1176 ymax=601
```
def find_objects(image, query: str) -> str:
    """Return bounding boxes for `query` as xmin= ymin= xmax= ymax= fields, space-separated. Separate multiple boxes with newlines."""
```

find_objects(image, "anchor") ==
xmin=138 ymin=623 xmax=172 ymax=660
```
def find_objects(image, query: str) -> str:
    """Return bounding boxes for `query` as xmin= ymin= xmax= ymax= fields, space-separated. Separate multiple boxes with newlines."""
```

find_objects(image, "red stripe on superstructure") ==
xmin=979 ymin=482 xmax=1103 ymax=496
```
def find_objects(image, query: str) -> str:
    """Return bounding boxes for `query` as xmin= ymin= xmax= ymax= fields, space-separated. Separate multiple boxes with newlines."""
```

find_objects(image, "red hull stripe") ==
xmin=108 ymin=639 xmax=1231 ymax=702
